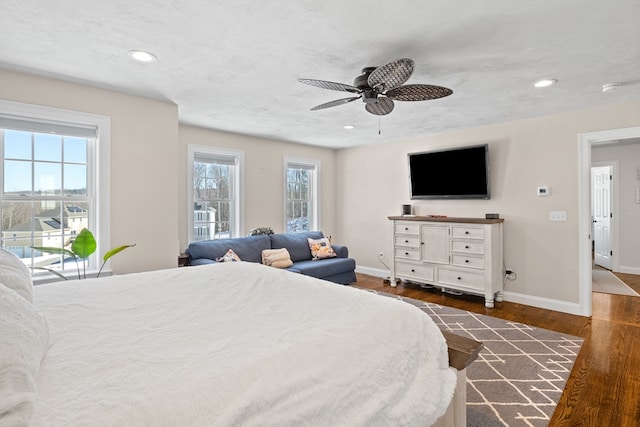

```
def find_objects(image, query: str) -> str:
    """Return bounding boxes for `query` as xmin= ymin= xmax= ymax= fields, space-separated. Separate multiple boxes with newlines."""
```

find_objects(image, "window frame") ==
xmin=283 ymin=156 xmax=320 ymax=233
xmin=0 ymin=100 xmax=110 ymax=282
xmin=187 ymin=145 xmax=244 ymax=242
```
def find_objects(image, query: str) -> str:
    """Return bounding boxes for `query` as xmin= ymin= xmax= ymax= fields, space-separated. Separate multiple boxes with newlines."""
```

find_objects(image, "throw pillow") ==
xmin=216 ymin=249 xmax=241 ymax=262
xmin=0 ymin=284 xmax=49 ymax=426
xmin=0 ymin=249 xmax=33 ymax=303
xmin=261 ymin=248 xmax=293 ymax=269
xmin=307 ymin=237 xmax=336 ymax=261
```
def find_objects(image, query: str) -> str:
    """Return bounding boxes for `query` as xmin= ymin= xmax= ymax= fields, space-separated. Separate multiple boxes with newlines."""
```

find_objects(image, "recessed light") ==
xmin=534 ymin=79 xmax=557 ymax=88
xmin=343 ymin=125 xmax=355 ymax=130
xmin=128 ymin=50 xmax=157 ymax=62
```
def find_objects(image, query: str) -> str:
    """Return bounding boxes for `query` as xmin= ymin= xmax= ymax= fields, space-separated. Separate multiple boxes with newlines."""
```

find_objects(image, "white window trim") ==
xmin=187 ymin=145 xmax=244 ymax=241
xmin=0 ymin=99 xmax=111 ymax=282
xmin=283 ymin=156 xmax=320 ymax=232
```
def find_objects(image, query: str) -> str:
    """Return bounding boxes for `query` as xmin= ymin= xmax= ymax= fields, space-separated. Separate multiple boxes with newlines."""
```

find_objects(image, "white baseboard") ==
xmin=355 ymin=266 xmax=389 ymax=279
xmin=502 ymin=291 xmax=586 ymax=317
xmin=616 ymin=265 xmax=640 ymax=275
xmin=356 ymin=266 xmax=588 ymax=317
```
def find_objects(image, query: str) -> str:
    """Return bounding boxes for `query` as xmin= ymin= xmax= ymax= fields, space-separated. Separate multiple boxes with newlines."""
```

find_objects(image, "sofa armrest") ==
xmin=189 ymin=258 xmax=217 ymax=266
xmin=331 ymin=244 xmax=349 ymax=258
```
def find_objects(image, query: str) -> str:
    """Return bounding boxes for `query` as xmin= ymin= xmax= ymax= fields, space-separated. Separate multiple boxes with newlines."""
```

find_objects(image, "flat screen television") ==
xmin=408 ymin=144 xmax=490 ymax=200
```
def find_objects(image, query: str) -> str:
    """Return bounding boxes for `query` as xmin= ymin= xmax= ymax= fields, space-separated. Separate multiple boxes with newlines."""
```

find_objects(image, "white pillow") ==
xmin=0 ymin=284 xmax=49 ymax=427
xmin=0 ymin=249 xmax=33 ymax=303
xmin=261 ymin=248 xmax=293 ymax=268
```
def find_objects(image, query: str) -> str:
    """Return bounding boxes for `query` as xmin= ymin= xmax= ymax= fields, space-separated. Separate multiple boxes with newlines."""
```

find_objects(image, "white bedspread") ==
xmin=32 ymin=262 xmax=455 ymax=427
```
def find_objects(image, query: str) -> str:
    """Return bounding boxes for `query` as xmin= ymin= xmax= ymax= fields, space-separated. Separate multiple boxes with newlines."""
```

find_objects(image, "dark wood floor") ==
xmin=354 ymin=273 xmax=640 ymax=427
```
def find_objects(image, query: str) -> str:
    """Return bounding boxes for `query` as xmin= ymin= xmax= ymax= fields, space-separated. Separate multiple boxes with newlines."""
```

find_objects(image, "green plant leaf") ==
xmin=97 ymin=243 xmax=136 ymax=278
xmin=31 ymin=246 xmax=77 ymax=258
xmin=71 ymin=228 xmax=97 ymax=259
xmin=103 ymin=244 xmax=136 ymax=262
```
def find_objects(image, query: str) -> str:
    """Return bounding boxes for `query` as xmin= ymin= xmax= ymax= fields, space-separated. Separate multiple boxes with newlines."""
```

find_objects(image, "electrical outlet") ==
xmin=379 ymin=252 xmax=384 ymax=260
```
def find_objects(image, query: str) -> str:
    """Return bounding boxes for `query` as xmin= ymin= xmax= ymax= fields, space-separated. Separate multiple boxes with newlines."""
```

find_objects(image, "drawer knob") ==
xmin=465 ymin=231 xmax=469 ymax=235
xmin=411 ymin=269 xmax=415 ymax=273
xmin=405 ymin=240 xmax=409 ymax=243
xmin=457 ymin=276 xmax=462 ymax=280
xmin=465 ymin=245 xmax=470 ymax=249
xmin=465 ymin=259 xmax=470 ymax=263
xmin=405 ymin=227 xmax=409 ymax=231
xmin=405 ymin=252 xmax=409 ymax=256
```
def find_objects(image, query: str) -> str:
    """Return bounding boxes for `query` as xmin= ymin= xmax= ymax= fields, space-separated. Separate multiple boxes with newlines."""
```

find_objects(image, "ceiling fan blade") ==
xmin=298 ymin=78 xmax=361 ymax=93
xmin=386 ymin=84 xmax=453 ymax=101
xmin=367 ymin=58 xmax=414 ymax=93
xmin=310 ymin=96 xmax=361 ymax=111
xmin=365 ymin=97 xmax=394 ymax=115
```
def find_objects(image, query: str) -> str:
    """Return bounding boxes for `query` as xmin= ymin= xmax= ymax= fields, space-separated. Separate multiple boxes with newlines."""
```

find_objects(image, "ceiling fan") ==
xmin=298 ymin=58 xmax=453 ymax=116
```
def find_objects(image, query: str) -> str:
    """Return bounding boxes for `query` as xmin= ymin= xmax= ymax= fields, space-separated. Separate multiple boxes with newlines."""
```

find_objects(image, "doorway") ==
xmin=578 ymin=126 xmax=640 ymax=317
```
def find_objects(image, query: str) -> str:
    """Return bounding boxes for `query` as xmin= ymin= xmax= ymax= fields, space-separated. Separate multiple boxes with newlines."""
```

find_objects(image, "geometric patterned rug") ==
xmin=372 ymin=292 xmax=584 ymax=427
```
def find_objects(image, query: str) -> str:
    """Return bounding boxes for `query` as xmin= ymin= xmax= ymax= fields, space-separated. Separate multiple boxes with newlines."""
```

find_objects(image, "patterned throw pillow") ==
xmin=216 ymin=249 xmax=241 ymax=262
xmin=307 ymin=237 xmax=336 ymax=261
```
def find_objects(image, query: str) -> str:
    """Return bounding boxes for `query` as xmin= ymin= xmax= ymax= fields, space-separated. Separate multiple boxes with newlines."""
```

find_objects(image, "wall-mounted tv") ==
xmin=408 ymin=144 xmax=490 ymax=200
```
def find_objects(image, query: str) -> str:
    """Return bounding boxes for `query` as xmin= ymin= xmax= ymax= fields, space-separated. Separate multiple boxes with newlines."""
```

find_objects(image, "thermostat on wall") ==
xmin=537 ymin=186 xmax=550 ymax=196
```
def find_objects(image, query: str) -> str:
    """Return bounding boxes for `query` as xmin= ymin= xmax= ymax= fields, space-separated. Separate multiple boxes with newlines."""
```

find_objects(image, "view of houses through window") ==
xmin=1 ymin=124 xmax=94 ymax=273
xmin=191 ymin=149 xmax=239 ymax=240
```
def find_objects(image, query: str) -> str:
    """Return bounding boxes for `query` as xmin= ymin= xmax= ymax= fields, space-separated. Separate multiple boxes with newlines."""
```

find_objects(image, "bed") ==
xmin=1 ymin=251 xmax=478 ymax=427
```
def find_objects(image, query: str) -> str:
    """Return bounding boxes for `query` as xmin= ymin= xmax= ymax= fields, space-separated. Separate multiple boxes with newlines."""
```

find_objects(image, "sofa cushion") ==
xmin=287 ymin=257 xmax=356 ymax=280
xmin=269 ymin=231 xmax=324 ymax=262
xmin=187 ymin=235 xmax=270 ymax=264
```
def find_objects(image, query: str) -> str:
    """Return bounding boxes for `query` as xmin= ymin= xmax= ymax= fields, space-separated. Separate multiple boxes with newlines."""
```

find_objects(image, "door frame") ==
xmin=578 ymin=126 xmax=640 ymax=317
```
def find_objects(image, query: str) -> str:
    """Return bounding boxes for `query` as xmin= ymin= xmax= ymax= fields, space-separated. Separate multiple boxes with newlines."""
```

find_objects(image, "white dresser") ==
xmin=389 ymin=216 xmax=504 ymax=308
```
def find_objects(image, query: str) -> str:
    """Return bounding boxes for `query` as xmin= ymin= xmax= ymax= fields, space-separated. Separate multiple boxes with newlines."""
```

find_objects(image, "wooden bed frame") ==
xmin=434 ymin=331 xmax=483 ymax=427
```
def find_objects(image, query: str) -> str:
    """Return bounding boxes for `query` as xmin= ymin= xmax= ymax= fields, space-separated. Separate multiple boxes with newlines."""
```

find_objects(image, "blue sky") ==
xmin=3 ymin=130 xmax=87 ymax=194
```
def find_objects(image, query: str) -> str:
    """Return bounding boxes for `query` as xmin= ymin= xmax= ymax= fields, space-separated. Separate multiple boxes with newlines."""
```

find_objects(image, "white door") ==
xmin=591 ymin=165 xmax=612 ymax=270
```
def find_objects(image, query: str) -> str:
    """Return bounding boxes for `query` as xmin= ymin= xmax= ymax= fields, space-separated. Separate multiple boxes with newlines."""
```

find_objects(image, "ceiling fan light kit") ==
xmin=299 ymin=58 xmax=453 ymax=116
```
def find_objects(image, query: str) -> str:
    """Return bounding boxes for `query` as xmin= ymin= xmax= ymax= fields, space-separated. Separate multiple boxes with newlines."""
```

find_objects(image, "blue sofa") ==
xmin=185 ymin=231 xmax=356 ymax=285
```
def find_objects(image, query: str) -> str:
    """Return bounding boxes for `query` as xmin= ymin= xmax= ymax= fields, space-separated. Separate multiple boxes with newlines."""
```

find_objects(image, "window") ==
xmin=188 ymin=146 xmax=243 ymax=241
xmin=0 ymin=100 xmax=110 ymax=278
xmin=284 ymin=157 xmax=319 ymax=233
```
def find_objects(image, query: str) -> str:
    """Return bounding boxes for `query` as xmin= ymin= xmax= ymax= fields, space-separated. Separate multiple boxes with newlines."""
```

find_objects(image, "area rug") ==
xmin=592 ymin=268 xmax=640 ymax=297
xmin=370 ymin=291 xmax=584 ymax=427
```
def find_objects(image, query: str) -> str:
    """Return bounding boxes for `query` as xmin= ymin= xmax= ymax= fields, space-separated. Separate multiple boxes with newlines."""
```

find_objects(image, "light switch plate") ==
xmin=549 ymin=211 xmax=567 ymax=221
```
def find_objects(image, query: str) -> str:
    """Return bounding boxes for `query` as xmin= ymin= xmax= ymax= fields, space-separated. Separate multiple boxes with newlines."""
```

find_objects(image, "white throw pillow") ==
xmin=0 ymin=249 xmax=33 ymax=303
xmin=0 ymin=284 xmax=49 ymax=427
xmin=261 ymin=248 xmax=293 ymax=268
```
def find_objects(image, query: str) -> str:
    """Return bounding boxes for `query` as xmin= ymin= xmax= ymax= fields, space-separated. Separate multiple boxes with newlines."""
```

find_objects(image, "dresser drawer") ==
xmin=451 ymin=253 xmax=485 ymax=269
xmin=451 ymin=226 xmax=484 ymax=239
xmin=395 ymin=262 xmax=434 ymax=281
xmin=395 ymin=247 xmax=420 ymax=260
xmin=437 ymin=267 xmax=484 ymax=291
xmin=394 ymin=235 xmax=420 ymax=248
xmin=451 ymin=240 xmax=484 ymax=255
xmin=394 ymin=223 xmax=420 ymax=235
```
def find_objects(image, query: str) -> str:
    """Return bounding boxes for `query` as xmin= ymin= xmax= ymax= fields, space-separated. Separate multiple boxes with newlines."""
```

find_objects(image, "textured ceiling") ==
xmin=1 ymin=1 xmax=639 ymax=149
